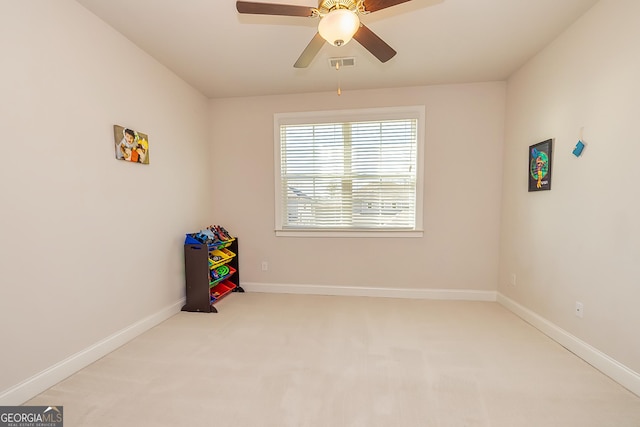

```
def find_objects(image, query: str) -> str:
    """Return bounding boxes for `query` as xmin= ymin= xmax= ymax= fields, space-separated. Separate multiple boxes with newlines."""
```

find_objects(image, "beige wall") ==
xmin=9 ymin=0 xmax=636 ymax=406
xmin=210 ymin=83 xmax=506 ymax=291
xmin=499 ymin=0 xmax=640 ymax=373
xmin=0 ymin=1 xmax=210 ymax=395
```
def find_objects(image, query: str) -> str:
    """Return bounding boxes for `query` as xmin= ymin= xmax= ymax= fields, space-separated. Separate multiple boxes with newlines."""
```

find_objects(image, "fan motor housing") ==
xmin=318 ymin=0 xmax=359 ymax=14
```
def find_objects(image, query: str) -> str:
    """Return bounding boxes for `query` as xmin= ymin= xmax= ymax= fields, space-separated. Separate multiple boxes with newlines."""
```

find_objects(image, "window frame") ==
xmin=274 ymin=105 xmax=425 ymax=238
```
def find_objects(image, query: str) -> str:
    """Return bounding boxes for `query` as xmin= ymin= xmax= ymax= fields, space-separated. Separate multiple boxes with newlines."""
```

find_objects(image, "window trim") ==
xmin=274 ymin=106 xmax=425 ymax=238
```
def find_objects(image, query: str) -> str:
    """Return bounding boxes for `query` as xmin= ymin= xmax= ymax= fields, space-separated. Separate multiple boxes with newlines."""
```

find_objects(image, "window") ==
xmin=274 ymin=106 xmax=424 ymax=237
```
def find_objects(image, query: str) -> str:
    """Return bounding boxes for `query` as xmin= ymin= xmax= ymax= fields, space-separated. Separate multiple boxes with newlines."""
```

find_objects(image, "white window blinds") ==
xmin=275 ymin=107 xmax=423 ymax=233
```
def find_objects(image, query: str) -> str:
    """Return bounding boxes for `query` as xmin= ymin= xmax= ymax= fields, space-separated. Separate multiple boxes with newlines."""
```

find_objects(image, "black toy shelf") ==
xmin=182 ymin=229 xmax=243 ymax=313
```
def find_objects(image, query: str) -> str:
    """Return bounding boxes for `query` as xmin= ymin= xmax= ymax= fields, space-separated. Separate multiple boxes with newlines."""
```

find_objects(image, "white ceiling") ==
xmin=75 ymin=0 xmax=599 ymax=99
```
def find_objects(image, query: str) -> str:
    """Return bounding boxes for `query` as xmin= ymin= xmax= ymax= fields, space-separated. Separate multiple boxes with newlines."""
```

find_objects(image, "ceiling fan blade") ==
xmin=236 ymin=1 xmax=316 ymax=17
xmin=362 ymin=0 xmax=412 ymax=12
xmin=294 ymin=32 xmax=325 ymax=68
xmin=352 ymin=24 xmax=396 ymax=63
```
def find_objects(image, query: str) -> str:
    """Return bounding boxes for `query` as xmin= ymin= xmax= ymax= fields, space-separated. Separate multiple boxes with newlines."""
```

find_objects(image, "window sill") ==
xmin=275 ymin=229 xmax=424 ymax=238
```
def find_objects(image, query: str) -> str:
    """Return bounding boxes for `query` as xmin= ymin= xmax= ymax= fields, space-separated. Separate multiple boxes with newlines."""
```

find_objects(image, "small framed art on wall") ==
xmin=528 ymin=139 xmax=553 ymax=192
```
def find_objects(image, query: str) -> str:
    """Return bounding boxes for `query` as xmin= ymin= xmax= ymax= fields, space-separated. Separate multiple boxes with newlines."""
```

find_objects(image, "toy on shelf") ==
xmin=187 ymin=225 xmax=233 ymax=245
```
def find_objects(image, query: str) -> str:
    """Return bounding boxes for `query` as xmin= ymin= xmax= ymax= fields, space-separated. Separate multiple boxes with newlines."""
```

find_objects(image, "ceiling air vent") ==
xmin=328 ymin=57 xmax=356 ymax=69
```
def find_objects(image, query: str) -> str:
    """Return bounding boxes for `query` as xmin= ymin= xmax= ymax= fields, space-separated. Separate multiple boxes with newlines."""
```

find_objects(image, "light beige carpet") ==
xmin=27 ymin=293 xmax=640 ymax=426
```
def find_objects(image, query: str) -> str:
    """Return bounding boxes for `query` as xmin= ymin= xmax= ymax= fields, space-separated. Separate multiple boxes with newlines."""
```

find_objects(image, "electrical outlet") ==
xmin=575 ymin=302 xmax=584 ymax=318
xmin=510 ymin=274 xmax=517 ymax=286
xmin=261 ymin=261 xmax=268 ymax=271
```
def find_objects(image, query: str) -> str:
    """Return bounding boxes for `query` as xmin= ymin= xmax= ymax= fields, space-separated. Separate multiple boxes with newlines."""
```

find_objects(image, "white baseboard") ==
xmin=497 ymin=293 xmax=640 ymax=397
xmin=242 ymin=282 xmax=497 ymax=301
xmin=0 ymin=298 xmax=185 ymax=406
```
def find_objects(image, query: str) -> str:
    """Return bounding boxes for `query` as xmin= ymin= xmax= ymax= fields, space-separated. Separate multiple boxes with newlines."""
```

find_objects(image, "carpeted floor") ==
xmin=26 ymin=293 xmax=640 ymax=426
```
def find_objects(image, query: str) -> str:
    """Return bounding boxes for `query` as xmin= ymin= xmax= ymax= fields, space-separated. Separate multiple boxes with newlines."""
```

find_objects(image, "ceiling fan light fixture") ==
xmin=318 ymin=9 xmax=360 ymax=47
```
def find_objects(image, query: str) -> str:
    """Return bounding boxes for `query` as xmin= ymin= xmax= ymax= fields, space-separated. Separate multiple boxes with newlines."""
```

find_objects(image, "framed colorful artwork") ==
xmin=528 ymin=139 xmax=553 ymax=192
xmin=114 ymin=125 xmax=149 ymax=164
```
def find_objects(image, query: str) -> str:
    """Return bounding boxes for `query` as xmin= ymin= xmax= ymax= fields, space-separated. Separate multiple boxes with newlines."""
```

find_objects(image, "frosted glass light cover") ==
xmin=318 ymin=9 xmax=360 ymax=47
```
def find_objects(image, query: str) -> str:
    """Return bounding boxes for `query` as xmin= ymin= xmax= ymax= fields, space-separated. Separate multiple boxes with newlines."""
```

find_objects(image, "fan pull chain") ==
xmin=336 ymin=61 xmax=341 ymax=96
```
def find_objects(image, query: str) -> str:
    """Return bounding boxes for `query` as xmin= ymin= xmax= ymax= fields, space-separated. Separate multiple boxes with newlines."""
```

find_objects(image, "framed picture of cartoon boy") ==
xmin=113 ymin=125 xmax=150 ymax=164
xmin=528 ymin=139 xmax=553 ymax=191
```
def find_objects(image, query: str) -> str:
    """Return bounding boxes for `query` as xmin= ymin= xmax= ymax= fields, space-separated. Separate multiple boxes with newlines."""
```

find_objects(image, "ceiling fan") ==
xmin=236 ymin=0 xmax=413 ymax=68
